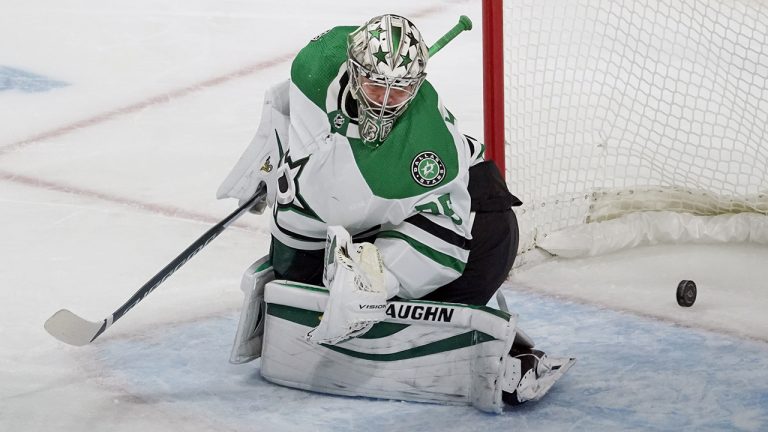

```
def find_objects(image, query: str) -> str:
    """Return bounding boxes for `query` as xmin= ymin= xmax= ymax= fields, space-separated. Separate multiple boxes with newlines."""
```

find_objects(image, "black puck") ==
xmin=676 ymin=280 xmax=697 ymax=307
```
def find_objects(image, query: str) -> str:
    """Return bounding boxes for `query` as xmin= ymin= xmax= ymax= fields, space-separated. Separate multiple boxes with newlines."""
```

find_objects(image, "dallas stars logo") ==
xmin=411 ymin=151 xmax=446 ymax=187
xmin=272 ymin=130 xmax=321 ymax=221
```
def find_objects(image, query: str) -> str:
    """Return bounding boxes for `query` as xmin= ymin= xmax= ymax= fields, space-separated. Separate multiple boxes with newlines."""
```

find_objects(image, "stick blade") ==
xmin=44 ymin=309 xmax=104 ymax=346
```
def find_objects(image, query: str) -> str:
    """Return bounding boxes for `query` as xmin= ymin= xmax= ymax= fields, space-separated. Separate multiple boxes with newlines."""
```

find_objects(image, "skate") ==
xmin=502 ymin=347 xmax=576 ymax=406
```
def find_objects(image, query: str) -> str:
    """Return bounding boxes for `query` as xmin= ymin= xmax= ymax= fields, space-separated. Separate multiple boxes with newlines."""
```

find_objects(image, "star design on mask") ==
xmin=400 ymin=52 xmax=413 ymax=68
xmin=407 ymin=31 xmax=421 ymax=49
xmin=368 ymin=28 xmax=382 ymax=40
xmin=373 ymin=47 xmax=389 ymax=65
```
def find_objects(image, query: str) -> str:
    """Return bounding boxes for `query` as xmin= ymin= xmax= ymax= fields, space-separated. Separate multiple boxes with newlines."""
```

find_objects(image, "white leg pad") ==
xmin=229 ymin=255 xmax=274 ymax=364
xmin=260 ymin=280 xmax=520 ymax=413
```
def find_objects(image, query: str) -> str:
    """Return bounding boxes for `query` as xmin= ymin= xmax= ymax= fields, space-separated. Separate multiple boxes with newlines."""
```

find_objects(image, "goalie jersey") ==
xmin=270 ymin=26 xmax=485 ymax=300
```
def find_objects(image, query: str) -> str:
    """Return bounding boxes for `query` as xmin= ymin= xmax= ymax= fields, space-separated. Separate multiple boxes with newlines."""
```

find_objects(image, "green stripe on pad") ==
xmin=267 ymin=303 xmax=409 ymax=338
xmin=266 ymin=302 xmax=498 ymax=362
xmin=323 ymin=331 xmax=496 ymax=362
xmin=268 ymin=303 xmax=323 ymax=327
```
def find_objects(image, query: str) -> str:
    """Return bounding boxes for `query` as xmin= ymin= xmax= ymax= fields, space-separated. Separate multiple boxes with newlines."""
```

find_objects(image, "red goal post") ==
xmin=482 ymin=0 xmax=506 ymax=179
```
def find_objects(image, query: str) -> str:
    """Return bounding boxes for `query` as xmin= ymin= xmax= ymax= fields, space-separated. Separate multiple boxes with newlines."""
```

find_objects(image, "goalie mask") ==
xmin=347 ymin=14 xmax=429 ymax=145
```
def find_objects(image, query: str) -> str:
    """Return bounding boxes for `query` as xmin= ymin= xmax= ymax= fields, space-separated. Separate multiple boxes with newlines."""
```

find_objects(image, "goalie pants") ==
xmin=270 ymin=162 xmax=521 ymax=306
xmin=420 ymin=208 xmax=518 ymax=305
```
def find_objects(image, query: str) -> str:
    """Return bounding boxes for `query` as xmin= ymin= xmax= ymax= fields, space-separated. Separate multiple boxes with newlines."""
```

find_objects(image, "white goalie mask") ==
xmin=347 ymin=14 xmax=429 ymax=145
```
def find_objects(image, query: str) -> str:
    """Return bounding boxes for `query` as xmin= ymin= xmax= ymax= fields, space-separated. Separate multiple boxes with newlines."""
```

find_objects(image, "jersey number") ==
xmin=415 ymin=193 xmax=462 ymax=225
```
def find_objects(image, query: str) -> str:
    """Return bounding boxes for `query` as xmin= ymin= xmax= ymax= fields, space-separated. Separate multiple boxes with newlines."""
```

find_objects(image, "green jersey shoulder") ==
xmin=291 ymin=26 xmax=354 ymax=109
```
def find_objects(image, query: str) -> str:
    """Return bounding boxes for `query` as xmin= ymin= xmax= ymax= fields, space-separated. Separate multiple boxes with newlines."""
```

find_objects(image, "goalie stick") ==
xmin=428 ymin=15 xmax=472 ymax=56
xmin=44 ymin=185 xmax=267 ymax=346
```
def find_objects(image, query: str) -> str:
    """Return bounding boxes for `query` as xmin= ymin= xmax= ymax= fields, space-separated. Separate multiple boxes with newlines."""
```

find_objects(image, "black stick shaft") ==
xmin=90 ymin=186 xmax=266 ymax=342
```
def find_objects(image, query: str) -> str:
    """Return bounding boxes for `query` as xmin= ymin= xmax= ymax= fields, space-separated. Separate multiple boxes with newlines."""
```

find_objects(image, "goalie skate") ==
xmin=502 ymin=347 xmax=576 ymax=406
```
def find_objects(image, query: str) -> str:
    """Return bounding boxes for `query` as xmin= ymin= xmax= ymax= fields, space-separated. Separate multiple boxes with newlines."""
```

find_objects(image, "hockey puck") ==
xmin=676 ymin=280 xmax=697 ymax=307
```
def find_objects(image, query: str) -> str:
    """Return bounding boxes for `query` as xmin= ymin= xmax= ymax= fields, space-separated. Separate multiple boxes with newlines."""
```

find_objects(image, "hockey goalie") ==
xmin=217 ymin=14 xmax=574 ymax=413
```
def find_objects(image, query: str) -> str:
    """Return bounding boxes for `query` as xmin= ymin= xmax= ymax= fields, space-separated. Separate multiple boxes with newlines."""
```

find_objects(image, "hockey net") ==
xmin=484 ymin=0 xmax=768 ymax=264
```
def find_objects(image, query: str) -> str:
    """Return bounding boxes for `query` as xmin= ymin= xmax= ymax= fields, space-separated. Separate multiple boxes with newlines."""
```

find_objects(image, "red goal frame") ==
xmin=482 ymin=0 xmax=505 ymax=179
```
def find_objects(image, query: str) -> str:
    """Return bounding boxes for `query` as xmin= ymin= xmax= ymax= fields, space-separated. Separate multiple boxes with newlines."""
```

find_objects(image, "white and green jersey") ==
xmin=272 ymin=26 xmax=485 ymax=299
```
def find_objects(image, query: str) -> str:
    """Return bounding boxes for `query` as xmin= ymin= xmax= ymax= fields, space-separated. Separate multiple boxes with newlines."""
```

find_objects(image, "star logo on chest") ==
xmin=273 ymin=144 xmax=322 ymax=222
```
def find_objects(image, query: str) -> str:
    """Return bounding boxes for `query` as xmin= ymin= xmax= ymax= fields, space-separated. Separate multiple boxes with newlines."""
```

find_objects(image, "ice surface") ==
xmin=91 ymin=292 xmax=768 ymax=431
xmin=1 ymin=1 xmax=766 ymax=431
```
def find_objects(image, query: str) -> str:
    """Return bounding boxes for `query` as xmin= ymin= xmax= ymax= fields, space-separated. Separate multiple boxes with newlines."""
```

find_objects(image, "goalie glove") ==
xmin=307 ymin=227 xmax=388 ymax=345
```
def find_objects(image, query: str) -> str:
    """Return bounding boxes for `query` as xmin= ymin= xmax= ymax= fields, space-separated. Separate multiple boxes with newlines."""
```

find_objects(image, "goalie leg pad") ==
xmin=229 ymin=255 xmax=274 ymax=364
xmin=260 ymin=280 xmax=519 ymax=413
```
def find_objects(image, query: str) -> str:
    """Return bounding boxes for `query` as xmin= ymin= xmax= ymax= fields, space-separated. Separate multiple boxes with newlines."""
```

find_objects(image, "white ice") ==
xmin=1 ymin=1 xmax=767 ymax=431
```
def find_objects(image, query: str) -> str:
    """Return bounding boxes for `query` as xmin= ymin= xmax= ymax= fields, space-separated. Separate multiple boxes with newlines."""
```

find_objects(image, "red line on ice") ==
xmin=0 ymin=170 xmax=257 ymax=229
xmin=0 ymin=53 xmax=296 ymax=156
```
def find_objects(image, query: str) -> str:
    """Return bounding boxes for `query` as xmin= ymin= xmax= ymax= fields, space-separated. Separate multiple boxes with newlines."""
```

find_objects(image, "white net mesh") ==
xmin=504 ymin=0 xmax=768 ymax=257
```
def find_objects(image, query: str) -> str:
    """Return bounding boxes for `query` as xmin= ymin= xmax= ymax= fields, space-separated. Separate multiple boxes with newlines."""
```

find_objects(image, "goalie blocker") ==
xmin=229 ymin=262 xmax=575 ymax=413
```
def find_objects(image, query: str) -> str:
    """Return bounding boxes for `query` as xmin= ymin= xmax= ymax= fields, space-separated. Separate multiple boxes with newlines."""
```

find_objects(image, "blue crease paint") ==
xmin=0 ymin=66 xmax=68 ymax=92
